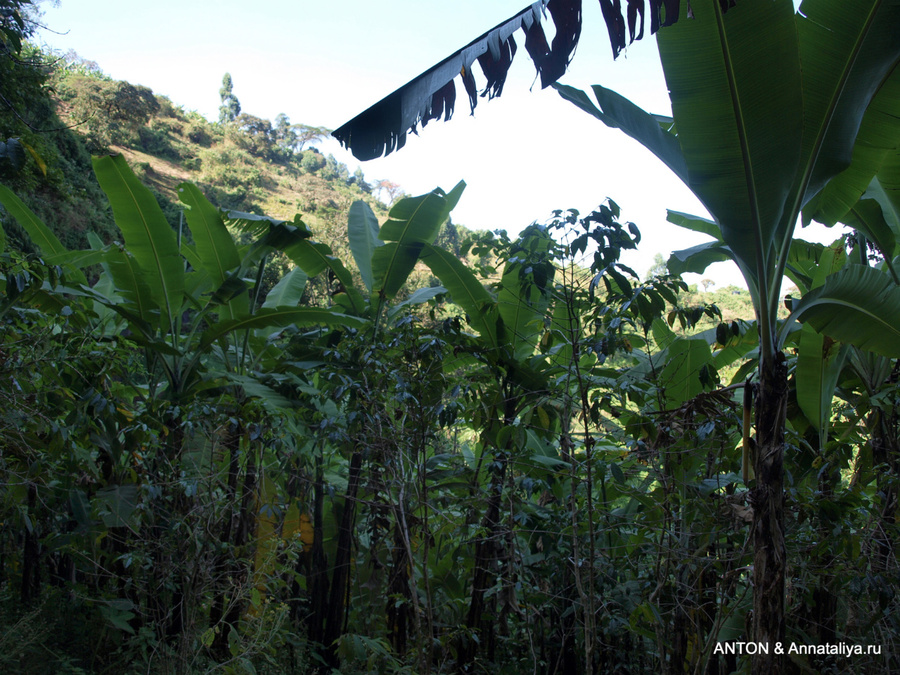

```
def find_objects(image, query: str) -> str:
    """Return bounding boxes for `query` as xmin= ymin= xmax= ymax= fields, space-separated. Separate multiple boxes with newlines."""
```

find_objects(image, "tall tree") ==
xmin=218 ymin=72 xmax=241 ymax=124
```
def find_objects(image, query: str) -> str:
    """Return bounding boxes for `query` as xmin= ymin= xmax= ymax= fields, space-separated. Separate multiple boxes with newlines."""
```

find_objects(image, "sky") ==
xmin=34 ymin=0 xmax=838 ymax=287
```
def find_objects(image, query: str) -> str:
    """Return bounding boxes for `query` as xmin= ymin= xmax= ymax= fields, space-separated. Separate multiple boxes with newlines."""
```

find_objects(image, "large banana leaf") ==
xmin=498 ymin=265 xmax=546 ymax=359
xmin=264 ymin=228 xmax=364 ymax=315
xmin=347 ymin=200 xmax=382 ymax=293
xmin=559 ymin=0 xmax=900 ymax=363
xmin=666 ymin=210 xmax=723 ymax=240
xmin=795 ymin=323 xmax=849 ymax=440
xmin=796 ymin=0 xmax=900 ymax=207
xmin=199 ymin=308 xmax=366 ymax=351
xmin=92 ymin=155 xmax=184 ymax=332
xmin=784 ymin=239 xmax=830 ymax=292
xmin=789 ymin=264 xmax=900 ymax=358
xmin=553 ymin=82 xmax=688 ymax=185
xmin=333 ymin=1 xmax=710 ymax=160
xmin=420 ymin=243 xmax=499 ymax=351
xmin=839 ymin=197 xmax=899 ymax=282
xmin=0 ymin=184 xmax=68 ymax=258
xmin=178 ymin=183 xmax=248 ymax=320
xmin=380 ymin=182 xmax=465 ymax=244
xmin=667 ymin=241 xmax=733 ymax=276
xmin=659 ymin=338 xmax=712 ymax=408
xmin=373 ymin=182 xmax=465 ymax=301
xmin=802 ymin=63 xmax=900 ymax=226
xmin=0 ymin=185 xmax=86 ymax=285
xmin=262 ymin=267 xmax=308 ymax=309
xmin=655 ymin=0 xmax=802 ymax=290
xmin=104 ymin=245 xmax=155 ymax=324
xmin=835 ymin=161 xmax=900 ymax=286
xmin=385 ymin=285 xmax=447 ymax=322
xmin=793 ymin=239 xmax=850 ymax=440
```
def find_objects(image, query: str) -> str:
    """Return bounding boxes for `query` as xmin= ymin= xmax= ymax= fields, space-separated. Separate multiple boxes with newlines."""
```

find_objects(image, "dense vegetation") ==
xmin=2 ymin=1 xmax=900 ymax=675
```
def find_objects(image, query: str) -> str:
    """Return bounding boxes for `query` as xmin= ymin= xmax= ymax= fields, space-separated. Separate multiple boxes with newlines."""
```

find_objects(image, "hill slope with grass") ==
xmin=2 ymin=50 xmax=435 ymax=262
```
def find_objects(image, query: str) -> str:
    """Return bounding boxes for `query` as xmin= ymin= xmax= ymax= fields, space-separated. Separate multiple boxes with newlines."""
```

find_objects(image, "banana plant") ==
xmin=554 ymin=1 xmax=900 ymax=671
xmin=1 ymin=156 xmax=364 ymax=407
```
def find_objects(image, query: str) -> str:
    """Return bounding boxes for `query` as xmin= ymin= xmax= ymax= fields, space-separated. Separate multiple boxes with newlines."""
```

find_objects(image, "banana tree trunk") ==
xmin=459 ymin=463 xmax=505 ymax=671
xmin=305 ymin=451 xmax=328 ymax=646
xmin=751 ymin=352 xmax=788 ymax=675
xmin=322 ymin=447 xmax=364 ymax=668
xmin=459 ymin=393 xmax=518 ymax=671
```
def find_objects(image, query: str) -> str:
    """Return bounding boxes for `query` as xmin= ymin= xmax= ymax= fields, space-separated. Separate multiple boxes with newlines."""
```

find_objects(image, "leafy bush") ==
xmin=299 ymin=149 xmax=324 ymax=174
xmin=55 ymin=74 xmax=160 ymax=150
xmin=186 ymin=122 xmax=213 ymax=147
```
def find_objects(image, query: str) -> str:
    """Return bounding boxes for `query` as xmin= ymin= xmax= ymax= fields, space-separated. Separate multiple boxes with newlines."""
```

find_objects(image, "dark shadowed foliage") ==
xmin=333 ymin=0 xmax=725 ymax=160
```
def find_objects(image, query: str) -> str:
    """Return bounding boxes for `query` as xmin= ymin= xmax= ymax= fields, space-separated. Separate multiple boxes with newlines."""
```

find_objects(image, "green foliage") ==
xmin=2 ymin=164 xmax=900 ymax=674
xmin=300 ymin=148 xmax=324 ymax=173
xmin=55 ymin=75 xmax=160 ymax=151
xmin=2 ymin=5 xmax=899 ymax=674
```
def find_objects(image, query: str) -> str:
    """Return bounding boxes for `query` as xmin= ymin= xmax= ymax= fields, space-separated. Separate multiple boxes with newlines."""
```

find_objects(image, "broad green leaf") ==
xmin=656 ymin=0 xmax=803 ymax=285
xmin=45 ymin=248 xmax=108 ymax=271
xmin=711 ymin=325 xmax=759 ymax=375
xmin=68 ymin=489 xmax=93 ymax=532
xmin=0 ymin=183 xmax=68 ymax=258
xmin=93 ymin=155 xmax=184 ymax=332
xmin=839 ymin=186 xmax=899 ymax=283
xmin=863 ymin=175 xmax=900 ymax=246
xmin=218 ymin=372 xmax=296 ymax=411
xmin=262 ymin=267 xmax=308 ymax=309
xmin=95 ymin=484 xmax=139 ymax=529
xmin=373 ymin=183 xmax=465 ymax=300
xmin=548 ymin=297 xmax=575 ymax=368
xmin=554 ymin=83 xmax=688 ymax=185
xmin=651 ymin=317 xmax=677 ymax=351
xmin=874 ymin=146 xmax=900 ymax=221
xmin=0 ymin=184 xmax=87 ymax=285
xmin=668 ymin=241 xmax=733 ymax=276
xmin=378 ymin=181 xmax=465 ymax=243
xmin=498 ymin=264 xmax=546 ymax=359
xmin=809 ymin=238 xmax=848 ymax=288
xmin=796 ymin=0 xmax=900 ymax=206
xmin=795 ymin=323 xmax=849 ymax=439
xmin=104 ymin=246 xmax=155 ymax=324
xmin=790 ymin=264 xmax=900 ymax=358
xmin=372 ymin=241 xmax=423 ymax=300
xmin=386 ymin=285 xmax=446 ymax=322
xmin=802 ymin=62 xmax=900 ymax=226
xmin=347 ymin=200 xmax=382 ymax=292
xmin=666 ymin=211 xmax=723 ymax=240
xmin=278 ymin=236 xmax=361 ymax=311
xmin=178 ymin=183 xmax=248 ymax=319
xmin=659 ymin=338 xmax=712 ymax=408
xmin=785 ymin=239 xmax=828 ymax=293
xmin=200 ymin=307 xmax=365 ymax=350
xmin=420 ymin=243 xmax=498 ymax=350
xmin=497 ymin=230 xmax=553 ymax=359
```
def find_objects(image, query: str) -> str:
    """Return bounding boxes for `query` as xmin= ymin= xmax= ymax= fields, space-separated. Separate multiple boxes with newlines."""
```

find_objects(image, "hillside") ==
xmin=1 ymin=50 xmax=409 ymax=267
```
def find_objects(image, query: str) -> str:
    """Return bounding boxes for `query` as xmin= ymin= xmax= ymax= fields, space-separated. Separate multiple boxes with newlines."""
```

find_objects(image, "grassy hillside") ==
xmin=2 ymin=51 xmax=399 ymax=264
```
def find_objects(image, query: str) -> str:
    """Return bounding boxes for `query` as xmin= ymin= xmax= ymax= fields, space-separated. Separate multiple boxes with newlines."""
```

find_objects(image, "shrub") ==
xmin=300 ymin=150 xmax=324 ymax=174
xmin=187 ymin=123 xmax=213 ymax=147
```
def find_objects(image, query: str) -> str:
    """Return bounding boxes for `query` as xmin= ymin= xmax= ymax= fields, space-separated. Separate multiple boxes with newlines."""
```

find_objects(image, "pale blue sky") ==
xmin=36 ymin=0 xmax=833 ymax=287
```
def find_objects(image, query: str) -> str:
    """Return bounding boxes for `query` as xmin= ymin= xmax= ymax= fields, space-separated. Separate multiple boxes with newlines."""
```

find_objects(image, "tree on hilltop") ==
xmin=218 ymin=72 xmax=241 ymax=124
